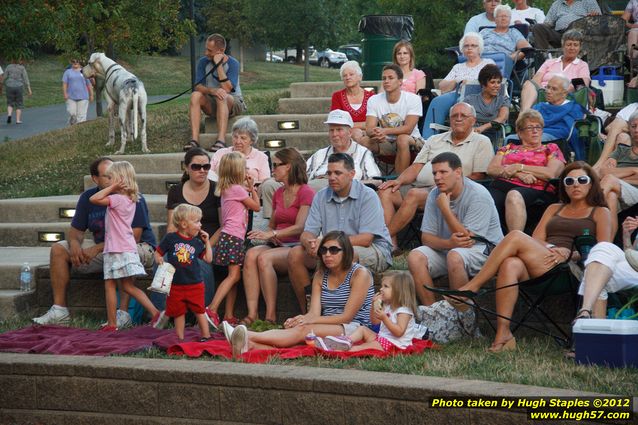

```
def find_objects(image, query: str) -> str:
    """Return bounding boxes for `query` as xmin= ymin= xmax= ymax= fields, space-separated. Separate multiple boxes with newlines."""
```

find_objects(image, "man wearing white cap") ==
xmin=260 ymin=109 xmax=380 ymax=218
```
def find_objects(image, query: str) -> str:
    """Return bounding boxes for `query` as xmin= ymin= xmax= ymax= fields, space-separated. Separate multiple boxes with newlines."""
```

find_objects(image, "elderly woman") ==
xmin=520 ymin=30 xmax=590 ymax=111
xmin=480 ymin=4 xmax=532 ymax=63
xmin=62 ymin=58 xmax=93 ymax=125
xmin=209 ymin=117 xmax=271 ymax=183
xmin=241 ymin=148 xmax=315 ymax=324
xmin=458 ymin=162 xmax=611 ymax=352
xmin=463 ymin=64 xmax=510 ymax=138
xmin=223 ymin=231 xmax=374 ymax=357
xmin=422 ymin=32 xmax=495 ymax=138
xmin=488 ymin=110 xmax=566 ymax=233
xmin=393 ymin=40 xmax=426 ymax=94
xmin=330 ymin=61 xmax=374 ymax=143
xmin=576 ymin=217 xmax=638 ymax=320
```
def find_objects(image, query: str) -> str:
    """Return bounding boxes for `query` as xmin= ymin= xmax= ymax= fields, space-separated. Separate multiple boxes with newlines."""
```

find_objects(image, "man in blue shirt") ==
xmin=287 ymin=153 xmax=393 ymax=313
xmin=465 ymin=0 xmax=502 ymax=34
xmin=187 ymin=33 xmax=246 ymax=152
xmin=33 ymin=157 xmax=157 ymax=327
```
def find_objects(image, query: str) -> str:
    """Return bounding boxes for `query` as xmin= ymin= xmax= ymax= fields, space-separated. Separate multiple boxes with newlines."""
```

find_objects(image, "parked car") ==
xmin=266 ymin=52 xmax=283 ymax=63
xmin=338 ymin=45 xmax=362 ymax=63
xmin=309 ymin=49 xmax=348 ymax=68
xmin=272 ymin=48 xmax=312 ymax=63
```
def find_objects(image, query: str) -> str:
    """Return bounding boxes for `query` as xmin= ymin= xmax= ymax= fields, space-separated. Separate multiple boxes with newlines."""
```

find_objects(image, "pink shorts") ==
xmin=376 ymin=335 xmax=394 ymax=351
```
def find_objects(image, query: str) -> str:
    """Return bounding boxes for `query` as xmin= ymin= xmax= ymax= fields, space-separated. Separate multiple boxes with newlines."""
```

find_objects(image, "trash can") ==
xmin=358 ymin=15 xmax=414 ymax=81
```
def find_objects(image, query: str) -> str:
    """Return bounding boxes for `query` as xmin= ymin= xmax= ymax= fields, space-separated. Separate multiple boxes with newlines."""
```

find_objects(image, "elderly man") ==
xmin=33 ymin=157 xmax=157 ymax=326
xmin=599 ymin=110 xmax=638 ymax=235
xmin=287 ymin=153 xmax=393 ymax=312
xmin=260 ymin=109 xmax=380 ymax=219
xmin=186 ymin=33 xmax=246 ymax=152
xmin=408 ymin=152 xmax=503 ymax=305
xmin=531 ymin=0 xmax=600 ymax=49
xmin=378 ymin=103 xmax=494 ymax=250
xmin=533 ymin=75 xmax=584 ymax=139
xmin=465 ymin=0 xmax=502 ymax=34
xmin=360 ymin=64 xmax=423 ymax=174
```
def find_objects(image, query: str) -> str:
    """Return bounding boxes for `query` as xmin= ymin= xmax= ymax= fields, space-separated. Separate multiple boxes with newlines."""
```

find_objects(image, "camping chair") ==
xmin=425 ymin=235 xmax=593 ymax=347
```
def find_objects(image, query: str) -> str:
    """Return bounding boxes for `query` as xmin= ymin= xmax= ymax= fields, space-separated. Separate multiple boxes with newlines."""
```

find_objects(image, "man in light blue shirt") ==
xmin=408 ymin=152 xmax=503 ymax=305
xmin=465 ymin=0 xmax=502 ymax=34
xmin=287 ymin=153 xmax=393 ymax=312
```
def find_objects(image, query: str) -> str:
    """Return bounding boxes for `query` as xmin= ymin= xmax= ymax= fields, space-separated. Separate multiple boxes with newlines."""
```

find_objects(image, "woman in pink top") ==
xmin=242 ymin=148 xmax=315 ymax=324
xmin=209 ymin=117 xmax=271 ymax=184
xmin=392 ymin=40 xmax=426 ymax=94
xmin=89 ymin=161 xmax=160 ymax=330
xmin=520 ymin=30 xmax=590 ymax=110
xmin=205 ymin=152 xmax=261 ymax=328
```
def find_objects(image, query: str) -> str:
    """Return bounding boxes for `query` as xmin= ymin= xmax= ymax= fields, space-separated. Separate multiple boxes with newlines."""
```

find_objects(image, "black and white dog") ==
xmin=82 ymin=53 xmax=149 ymax=154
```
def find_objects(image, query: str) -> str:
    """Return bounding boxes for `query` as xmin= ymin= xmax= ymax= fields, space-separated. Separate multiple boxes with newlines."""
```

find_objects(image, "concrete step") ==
xmin=289 ymin=81 xmax=382 ymax=98
xmin=200 ymin=132 xmax=326 ymax=152
xmin=111 ymin=153 xmax=186 ymax=174
xmin=0 ymin=247 xmax=50 ymax=290
xmin=0 ymin=194 xmax=167 ymax=224
xmin=0 ymin=289 xmax=36 ymax=321
xmin=205 ymin=113 xmax=330 ymax=134
xmin=278 ymin=97 xmax=331 ymax=115
xmin=0 ymin=222 xmax=165 ymax=247
xmin=83 ymin=173 xmax=181 ymax=195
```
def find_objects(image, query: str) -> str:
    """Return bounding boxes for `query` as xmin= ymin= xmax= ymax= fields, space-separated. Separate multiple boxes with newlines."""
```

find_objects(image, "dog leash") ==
xmin=146 ymin=59 xmax=222 ymax=106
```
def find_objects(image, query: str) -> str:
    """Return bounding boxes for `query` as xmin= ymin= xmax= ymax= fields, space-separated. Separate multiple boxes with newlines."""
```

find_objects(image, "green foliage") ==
xmin=0 ymin=0 xmax=51 ymax=60
xmin=201 ymin=0 xmax=253 ymax=45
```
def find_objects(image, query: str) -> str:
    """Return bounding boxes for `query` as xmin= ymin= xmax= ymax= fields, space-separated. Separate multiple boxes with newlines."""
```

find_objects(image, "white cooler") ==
xmin=572 ymin=319 xmax=638 ymax=367
xmin=591 ymin=66 xmax=624 ymax=108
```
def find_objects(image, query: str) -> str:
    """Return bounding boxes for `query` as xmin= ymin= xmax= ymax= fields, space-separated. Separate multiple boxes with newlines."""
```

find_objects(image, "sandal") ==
xmin=183 ymin=140 xmax=200 ymax=151
xmin=209 ymin=139 xmax=226 ymax=153
xmin=240 ymin=316 xmax=256 ymax=327
xmin=488 ymin=336 xmax=516 ymax=353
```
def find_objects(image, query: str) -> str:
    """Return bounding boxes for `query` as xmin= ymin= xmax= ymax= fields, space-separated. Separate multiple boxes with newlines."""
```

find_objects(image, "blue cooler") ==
xmin=572 ymin=319 xmax=638 ymax=368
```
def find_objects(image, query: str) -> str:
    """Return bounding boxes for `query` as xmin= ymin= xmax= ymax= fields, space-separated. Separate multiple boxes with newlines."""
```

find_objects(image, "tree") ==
xmin=201 ymin=0 xmax=253 ymax=72
xmin=0 ymin=0 xmax=52 ymax=60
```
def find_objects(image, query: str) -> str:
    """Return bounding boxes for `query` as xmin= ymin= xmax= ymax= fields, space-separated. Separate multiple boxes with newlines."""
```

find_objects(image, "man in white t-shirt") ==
xmin=361 ymin=64 xmax=423 ymax=174
xmin=511 ymin=0 xmax=546 ymax=25
xmin=465 ymin=0 xmax=501 ymax=34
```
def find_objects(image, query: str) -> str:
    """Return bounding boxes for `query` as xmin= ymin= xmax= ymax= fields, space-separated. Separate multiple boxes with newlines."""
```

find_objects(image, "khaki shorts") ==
xmin=354 ymin=244 xmax=390 ymax=274
xmin=58 ymin=239 xmax=154 ymax=274
xmin=410 ymin=245 xmax=488 ymax=279
xmin=205 ymin=93 xmax=247 ymax=117
xmin=398 ymin=184 xmax=431 ymax=199
xmin=378 ymin=136 xmax=425 ymax=156
xmin=618 ymin=179 xmax=638 ymax=210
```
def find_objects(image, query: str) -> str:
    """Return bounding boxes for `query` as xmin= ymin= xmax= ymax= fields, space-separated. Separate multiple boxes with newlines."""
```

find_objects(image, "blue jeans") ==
xmin=150 ymin=258 xmax=216 ymax=310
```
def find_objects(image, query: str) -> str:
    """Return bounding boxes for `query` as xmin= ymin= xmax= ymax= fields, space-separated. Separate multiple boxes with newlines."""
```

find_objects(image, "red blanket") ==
xmin=167 ymin=338 xmax=436 ymax=363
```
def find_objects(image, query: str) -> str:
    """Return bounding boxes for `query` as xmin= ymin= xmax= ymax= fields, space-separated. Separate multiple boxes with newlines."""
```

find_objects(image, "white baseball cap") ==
xmin=324 ymin=109 xmax=353 ymax=128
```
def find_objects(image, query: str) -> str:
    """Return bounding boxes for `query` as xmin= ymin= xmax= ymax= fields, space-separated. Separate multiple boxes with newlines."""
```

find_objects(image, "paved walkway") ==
xmin=0 ymin=95 xmax=174 ymax=142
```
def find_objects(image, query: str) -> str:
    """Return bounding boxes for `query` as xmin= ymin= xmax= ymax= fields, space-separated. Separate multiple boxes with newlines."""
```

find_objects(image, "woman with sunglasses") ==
xmin=487 ymin=110 xmax=565 ymax=233
xmin=164 ymin=147 xmax=221 ymax=309
xmin=223 ymin=231 xmax=374 ymax=357
xmin=456 ymin=161 xmax=611 ymax=352
xmin=241 ymin=148 xmax=315 ymax=325
xmin=62 ymin=58 xmax=93 ymax=125
xmin=208 ymin=117 xmax=270 ymax=185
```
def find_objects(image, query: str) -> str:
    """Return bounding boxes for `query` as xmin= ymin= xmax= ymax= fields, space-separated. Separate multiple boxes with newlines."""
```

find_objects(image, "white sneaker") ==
xmin=151 ymin=310 xmax=169 ymax=329
xmin=116 ymin=310 xmax=133 ymax=329
xmin=313 ymin=336 xmax=330 ymax=351
xmin=32 ymin=305 xmax=70 ymax=325
xmin=324 ymin=335 xmax=352 ymax=351
xmin=222 ymin=321 xmax=235 ymax=344
xmin=230 ymin=324 xmax=248 ymax=358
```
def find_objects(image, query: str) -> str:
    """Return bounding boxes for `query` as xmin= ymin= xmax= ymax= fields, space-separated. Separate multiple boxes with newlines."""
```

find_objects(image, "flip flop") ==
xmin=209 ymin=139 xmax=226 ymax=153
xmin=183 ymin=140 xmax=200 ymax=151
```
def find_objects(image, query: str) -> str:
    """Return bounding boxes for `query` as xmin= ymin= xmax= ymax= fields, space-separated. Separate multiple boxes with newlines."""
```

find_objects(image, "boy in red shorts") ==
xmin=155 ymin=204 xmax=212 ymax=341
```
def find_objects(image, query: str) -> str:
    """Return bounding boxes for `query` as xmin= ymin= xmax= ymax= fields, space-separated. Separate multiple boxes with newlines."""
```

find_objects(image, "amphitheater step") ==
xmin=289 ymin=81 xmax=382 ymax=98
xmin=205 ymin=113 xmax=329 ymax=134
xmin=200 ymin=132 xmax=326 ymax=152
xmin=0 ymin=194 xmax=167 ymax=224
xmin=83 ymin=173 xmax=181 ymax=195
xmin=277 ymin=97 xmax=331 ymax=115
xmin=111 ymin=153 xmax=186 ymax=174
xmin=0 ymin=247 xmax=50 ymax=290
xmin=0 ymin=222 xmax=166 ymax=247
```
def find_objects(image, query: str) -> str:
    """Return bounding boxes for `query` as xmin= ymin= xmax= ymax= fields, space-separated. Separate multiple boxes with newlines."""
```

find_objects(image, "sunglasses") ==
xmin=563 ymin=175 xmax=591 ymax=186
xmin=190 ymin=163 xmax=211 ymax=171
xmin=272 ymin=162 xmax=286 ymax=168
xmin=318 ymin=246 xmax=343 ymax=255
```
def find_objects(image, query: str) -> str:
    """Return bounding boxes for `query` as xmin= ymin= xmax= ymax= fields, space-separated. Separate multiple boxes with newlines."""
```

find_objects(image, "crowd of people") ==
xmin=30 ymin=0 xmax=638 ymax=358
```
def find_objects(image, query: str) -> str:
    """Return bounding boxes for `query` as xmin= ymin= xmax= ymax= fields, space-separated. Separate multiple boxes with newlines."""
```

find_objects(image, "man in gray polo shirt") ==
xmin=287 ymin=152 xmax=393 ymax=312
xmin=532 ymin=0 xmax=600 ymax=49
xmin=408 ymin=152 xmax=503 ymax=305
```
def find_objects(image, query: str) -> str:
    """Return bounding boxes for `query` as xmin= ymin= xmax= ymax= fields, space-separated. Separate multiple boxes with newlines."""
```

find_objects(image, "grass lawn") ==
xmin=0 ymin=55 xmax=339 ymax=198
xmin=2 ymin=312 xmax=636 ymax=396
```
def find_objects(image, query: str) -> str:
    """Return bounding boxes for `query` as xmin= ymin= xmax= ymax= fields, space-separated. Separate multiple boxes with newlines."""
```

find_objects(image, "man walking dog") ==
xmin=186 ymin=33 xmax=247 ymax=152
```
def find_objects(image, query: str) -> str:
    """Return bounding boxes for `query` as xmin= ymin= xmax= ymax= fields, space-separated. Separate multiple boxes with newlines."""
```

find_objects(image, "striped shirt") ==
xmin=545 ymin=0 xmax=601 ymax=31
xmin=320 ymin=263 xmax=373 ymax=327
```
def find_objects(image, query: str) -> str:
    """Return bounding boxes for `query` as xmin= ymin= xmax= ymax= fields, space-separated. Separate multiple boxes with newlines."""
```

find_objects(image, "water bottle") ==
xmin=580 ymin=229 xmax=592 ymax=261
xmin=20 ymin=262 xmax=32 ymax=292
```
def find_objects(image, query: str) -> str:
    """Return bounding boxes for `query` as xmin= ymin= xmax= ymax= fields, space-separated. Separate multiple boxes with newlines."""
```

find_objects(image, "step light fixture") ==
xmin=38 ymin=232 xmax=64 ymax=243
xmin=264 ymin=139 xmax=286 ymax=149
xmin=58 ymin=208 xmax=76 ymax=219
xmin=277 ymin=120 xmax=300 ymax=131
xmin=165 ymin=181 xmax=180 ymax=191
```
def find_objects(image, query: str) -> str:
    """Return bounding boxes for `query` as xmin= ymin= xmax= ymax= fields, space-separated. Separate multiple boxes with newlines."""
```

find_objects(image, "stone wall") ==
xmin=0 ymin=353 xmax=607 ymax=425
